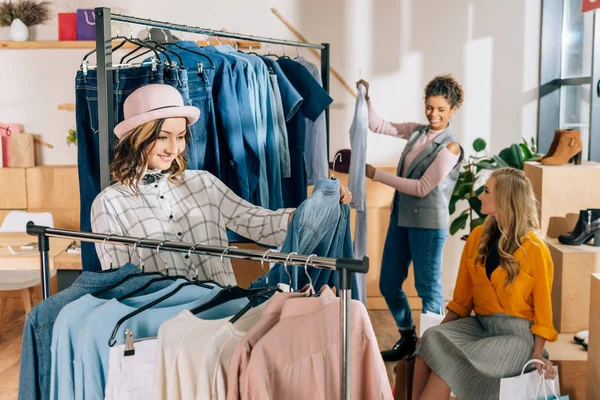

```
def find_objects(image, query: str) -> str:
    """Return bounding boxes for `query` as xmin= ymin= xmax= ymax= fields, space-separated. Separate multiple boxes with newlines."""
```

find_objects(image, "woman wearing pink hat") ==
xmin=91 ymin=84 xmax=352 ymax=286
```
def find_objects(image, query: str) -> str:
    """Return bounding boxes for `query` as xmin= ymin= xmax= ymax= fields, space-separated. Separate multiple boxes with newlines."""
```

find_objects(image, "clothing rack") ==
xmin=27 ymin=223 xmax=367 ymax=400
xmin=93 ymin=7 xmax=331 ymax=191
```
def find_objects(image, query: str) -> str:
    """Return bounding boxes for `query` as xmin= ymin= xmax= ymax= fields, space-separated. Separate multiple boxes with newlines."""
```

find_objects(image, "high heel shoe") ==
xmin=558 ymin=209 xmax=600 ymax=246
xmin=541 ymin=129 xmax=583 ymax=166
xmin=537 ymin=130 xmax=561 ymax=161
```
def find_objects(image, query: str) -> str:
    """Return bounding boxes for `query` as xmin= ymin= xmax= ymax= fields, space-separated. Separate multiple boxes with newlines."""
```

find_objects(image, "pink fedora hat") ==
xmin=113 ymin=84 xmax=200 ymax=139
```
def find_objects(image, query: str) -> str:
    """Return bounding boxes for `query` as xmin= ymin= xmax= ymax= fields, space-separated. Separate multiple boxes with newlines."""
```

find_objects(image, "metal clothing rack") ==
xmin=27 ymin=223 xmax=367 ymax=400
xmin=93 ymin=7 xmax=331 ymax=191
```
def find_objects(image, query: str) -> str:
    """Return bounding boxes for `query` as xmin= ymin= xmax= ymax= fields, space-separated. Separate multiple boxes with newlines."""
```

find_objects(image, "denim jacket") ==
xmin=18 ymin=264 xmax=163 ymax=400
xmin=251 ymin=179 xmax=359 ymax=299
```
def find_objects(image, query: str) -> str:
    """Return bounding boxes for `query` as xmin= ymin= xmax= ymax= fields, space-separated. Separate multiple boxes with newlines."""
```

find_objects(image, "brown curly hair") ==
xmin=111 ymin=119 xmax=190 ymax=195
xmin=424 ymin=74 xmax=464 ymax=110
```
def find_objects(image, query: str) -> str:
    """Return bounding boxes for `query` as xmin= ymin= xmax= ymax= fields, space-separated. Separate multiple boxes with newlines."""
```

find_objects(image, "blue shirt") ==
xmin=276 ymin=59 xmax=333 ymax=207
xmin=18 ymin=264 xmax=165 ymax=400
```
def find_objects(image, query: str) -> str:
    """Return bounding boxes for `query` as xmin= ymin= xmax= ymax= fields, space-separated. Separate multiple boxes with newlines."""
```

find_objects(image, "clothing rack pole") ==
xmin=321 ymin=43 xmax=331 ymax=162
xmin=96 ymin=7 xmax=116 ymax=191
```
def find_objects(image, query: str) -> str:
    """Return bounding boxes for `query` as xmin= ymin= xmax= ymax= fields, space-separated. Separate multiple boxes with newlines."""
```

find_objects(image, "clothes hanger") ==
xmin=303 ymin=254 xmax=318 ymax=296
xmin=330 ymin=152 xmax=343 ymax=179
xmin=187 ymin=243 xmax=224 ymax=288
xmin=121 ymin=26 xmax=180 ymax=66
xmin=166 ymin=40 xmax=216 ymax=72
xmin=228 ymin=248 xmax=283 ymax=324
xmin=97 ymin=234 xmax=117 ymax=273
xmin=107 ymin=274 xmax=213 ymax=347
xmin=187 ymin=246 xmax=267 ymax=316
xmin=279 ymin=43 xmax=291 ymax=60
xmin=283 ymin=252 xmax=298 ymax=291
xmin=90 ymin=237 xmax=162 ymax=297
xmin=116 ymin=240 xmax=190 ymax=301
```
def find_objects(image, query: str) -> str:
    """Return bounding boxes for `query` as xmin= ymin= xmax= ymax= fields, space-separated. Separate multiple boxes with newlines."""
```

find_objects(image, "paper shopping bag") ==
xmin=0 ymin=123 xmax=22 ymax=167
xmin=419 ymin=310 xmax=445 ymax=337
xmin=76 ymin=9 xmax=95 ymax=40
xmin=393 ymin=357 xmax=415 ymax=400
xmin=499 ymin=359 xmax=564 ymax=400
xmin=9 ymin=133 xmax=35 ymax=167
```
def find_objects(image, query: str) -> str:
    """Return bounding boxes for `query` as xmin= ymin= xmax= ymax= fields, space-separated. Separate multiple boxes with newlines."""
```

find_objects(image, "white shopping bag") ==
xmin=499 ymin=359 xmax=562 ymax=400
xmin=419 ymin=307 xmax=445 ymax=337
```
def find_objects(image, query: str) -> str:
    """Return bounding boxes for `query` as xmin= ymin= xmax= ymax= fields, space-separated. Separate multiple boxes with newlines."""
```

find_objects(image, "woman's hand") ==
xmin=533 ymin=356 xmax=556 ymax=380
xmin=365 ymin=164 xmax=377 ymax=179
xmin=339 ymin=185 xmax=353 ymax=205
xmin=356 ymin=79 xmax=370 ymax=100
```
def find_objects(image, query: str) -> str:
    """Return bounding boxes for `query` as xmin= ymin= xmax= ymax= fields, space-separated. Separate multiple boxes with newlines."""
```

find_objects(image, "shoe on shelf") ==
xmin=537 ymin=130 xmax=561 ymax=161
xmin=381 ymin=327 xmax=417 ymax=362
xmin=574 ymin=330 xmax=589 ymax=344
xmin=541 ymin=129 xmax=583 ymax=166
xmin=558 ymin=209 xmax=600 ymax=246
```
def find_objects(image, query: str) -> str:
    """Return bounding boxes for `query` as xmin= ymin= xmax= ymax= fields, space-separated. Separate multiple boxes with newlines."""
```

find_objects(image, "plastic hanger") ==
xmin=228 ymin=248 xmax=283 ymax=324
xmin=90 ymin=237 xmax=162 ymax=297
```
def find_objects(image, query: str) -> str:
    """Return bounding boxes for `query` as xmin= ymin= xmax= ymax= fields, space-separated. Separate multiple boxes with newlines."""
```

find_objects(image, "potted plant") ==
xmin=66 ymin=128 xmax=77 ymax=146
xmin=449 ymin=138 xmax=539 ymax=239
xmin=0 ymin=1 xmax=50 ymax=41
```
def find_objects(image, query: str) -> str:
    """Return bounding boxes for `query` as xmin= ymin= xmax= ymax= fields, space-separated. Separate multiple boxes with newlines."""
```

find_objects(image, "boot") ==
xmin=536 ymin=130 xmax=561 ymax=161
xmin=381 ymin=327 xmax=417 ymax=362
xmin=541 ymin=129 xmax=582 ymax=166
xmin=558 ymin=209 xmax=600 ymax=246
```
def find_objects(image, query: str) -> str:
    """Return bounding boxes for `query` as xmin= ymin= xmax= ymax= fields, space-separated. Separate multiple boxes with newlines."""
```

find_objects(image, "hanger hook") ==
xmin=296 ymin=45 xmax=300 ymax=59
xmin=216 ymin=35 xmax=222 ymax=45
xmin=111 ymin=21 xmax=119 ymax=37
xmin=331 ymin=152 xmax=343 ymax=179
xmin=260 ymin=249 xmax=278 ymax=286
xmin=220 ymin=246 xmax=238 ymax=263
xmin=283 ymin=252 xmax=298 ymax=290
xmin=146 ymin=25 xmax=152 ymax=41
xmin=127 ymin=23 xmax=134 ymax=39
xmin=133 ymin=237 xmax=147 ymax=272
xmin=304 ymin=254 xmax=317 ymax=294
xmin=204 ymin=34 xmax=210 ymax=46
xmin=281 ymin=43 xmax=286 ymax=57
xmin=187 ymin=242 xmax=206 ymax=280
xmin=160 ymin=28 xmax=168 ymax=43
xmin=156 ymin=240 xmax=170 ymax=275
xmin=101 ymin=234 xmax=114 ymax=269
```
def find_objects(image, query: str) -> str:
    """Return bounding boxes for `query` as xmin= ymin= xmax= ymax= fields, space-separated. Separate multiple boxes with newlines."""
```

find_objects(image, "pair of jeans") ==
xmin=251 ymin=179 xmax=358 ymax=299
xmin=185 ymin=68 xmax=219 ymax=173
xmin=76 ymin=65 xmax=166 ymax=272
xmin=379 ymin=212 xmax=447 ymax=330
xmin=18 ymin=264 xmax=165 ymax=400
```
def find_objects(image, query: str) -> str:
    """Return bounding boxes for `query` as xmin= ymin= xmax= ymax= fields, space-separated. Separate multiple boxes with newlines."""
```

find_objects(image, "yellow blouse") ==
xmin=447 ymin=225 xmax=558 ymax=342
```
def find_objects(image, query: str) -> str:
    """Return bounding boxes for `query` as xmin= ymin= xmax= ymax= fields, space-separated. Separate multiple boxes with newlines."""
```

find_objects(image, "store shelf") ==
xmin=0 ymin=39 xmax=261 ymax=50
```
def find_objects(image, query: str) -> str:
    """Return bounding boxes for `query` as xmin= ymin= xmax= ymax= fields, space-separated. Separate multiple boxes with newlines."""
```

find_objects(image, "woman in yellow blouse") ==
xmin=412 ymin=168 xmax=558 ymax=400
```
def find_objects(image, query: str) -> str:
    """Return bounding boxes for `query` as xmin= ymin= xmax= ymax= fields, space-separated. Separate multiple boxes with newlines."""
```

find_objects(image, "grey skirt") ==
xmin=415 ymin=314 xmax=535 ymax=400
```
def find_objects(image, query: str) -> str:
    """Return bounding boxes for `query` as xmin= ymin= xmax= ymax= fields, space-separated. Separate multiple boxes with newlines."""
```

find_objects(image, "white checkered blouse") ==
xmin=91 ymin=170 xmax=294 ymax=286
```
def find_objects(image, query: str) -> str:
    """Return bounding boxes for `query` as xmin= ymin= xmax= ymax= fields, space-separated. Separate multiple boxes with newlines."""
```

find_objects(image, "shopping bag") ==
xmin=9 ymin=133 xmax=35 ymax=167
xmin=499 ymin=359 xmax=566 ymax=400
xmin=76 ymin=9 xmax=95 ymax=40
xmin=419 ymin=306 xmax=445 ymax=337
xmin=393 ymin=357 xmax=414 ymax=400
xmin=58 ymin=13 xmax=77 ymax=41
xmin=0 ymin=123 xmax=22 ymax=167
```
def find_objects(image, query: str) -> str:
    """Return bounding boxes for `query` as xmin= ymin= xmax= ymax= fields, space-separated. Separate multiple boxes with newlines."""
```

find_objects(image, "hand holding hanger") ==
xmin=356 ymin=79 xmax=370 ymax=100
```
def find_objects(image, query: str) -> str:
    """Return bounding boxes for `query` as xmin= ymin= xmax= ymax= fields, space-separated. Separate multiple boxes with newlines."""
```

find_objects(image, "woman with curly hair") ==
xmin=356 ymin=75 xmax=464 ymax=361
xmin=413 ymin=168 xmax=557 ymax=399
xmin=91 ymin=84 xmax=351 ymax=286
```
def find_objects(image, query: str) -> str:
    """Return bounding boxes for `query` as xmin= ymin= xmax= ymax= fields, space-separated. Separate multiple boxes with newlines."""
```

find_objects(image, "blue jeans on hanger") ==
xmin=76 ymin=66 xmax=165 ymax=272
xmin=379 ymin=210 xmax=447 ymax=330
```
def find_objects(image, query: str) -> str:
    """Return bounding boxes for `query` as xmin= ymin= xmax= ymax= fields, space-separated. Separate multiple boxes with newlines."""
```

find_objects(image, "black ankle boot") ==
xmin=559 ymin=209 xmax=600 ymax=246
xmin=381 ymin=327 xmax=417 ymax=362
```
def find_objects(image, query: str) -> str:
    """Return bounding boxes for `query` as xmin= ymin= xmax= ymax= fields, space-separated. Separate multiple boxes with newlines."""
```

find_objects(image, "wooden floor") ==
xmin=0 ymin=302 xmax=403 ymax=399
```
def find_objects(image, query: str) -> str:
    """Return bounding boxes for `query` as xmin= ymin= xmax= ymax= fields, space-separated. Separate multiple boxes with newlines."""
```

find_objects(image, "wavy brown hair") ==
xmin=475 ymin=168 xmax=541 ymax=285
xmin=111 ymin=119 xmax=190 ymax=195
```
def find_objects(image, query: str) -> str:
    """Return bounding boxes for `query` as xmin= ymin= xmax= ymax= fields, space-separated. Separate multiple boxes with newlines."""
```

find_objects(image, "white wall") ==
xmin=0 ymin=0 xmax=541 ymax=299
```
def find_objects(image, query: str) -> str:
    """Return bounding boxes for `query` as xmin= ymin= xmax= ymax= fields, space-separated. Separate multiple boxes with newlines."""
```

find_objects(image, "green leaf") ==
xmin=449 ymin=200 xmax=456 ymax=215
xmin=492 ymin=155 xmax=509 ymax=168
xmin=468 ymin=196 xmax=482 ymax=216
xmin=519 ymin=142 xmax=533 ymax=160
xmin=475 ymin=185 xmax=485 ymax=196
xmin=450 ymin=214 xmax=469 ymax=235
xmin=473 ymin=138 xmax=487 ymax=152
xmin=474 ymin=161 xmax=496 ymax=172
xmin=470 ymin=217 xmax=486 ymax=231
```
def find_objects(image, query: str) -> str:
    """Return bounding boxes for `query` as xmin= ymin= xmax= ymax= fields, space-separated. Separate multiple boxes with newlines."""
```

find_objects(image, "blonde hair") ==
xmin=475 ymin=168 xmax=540 ymax=285
xmin=111 ymin=119 xmax=189 ymax=195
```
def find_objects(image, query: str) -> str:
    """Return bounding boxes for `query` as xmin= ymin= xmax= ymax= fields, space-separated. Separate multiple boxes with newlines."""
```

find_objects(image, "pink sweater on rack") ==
xmin=368 ymin=101 xmax=460 ymax=198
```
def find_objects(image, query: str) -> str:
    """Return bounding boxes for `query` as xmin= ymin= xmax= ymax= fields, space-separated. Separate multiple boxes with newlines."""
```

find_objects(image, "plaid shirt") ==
xmin=91 ymin=170 xmax=294 ymax=286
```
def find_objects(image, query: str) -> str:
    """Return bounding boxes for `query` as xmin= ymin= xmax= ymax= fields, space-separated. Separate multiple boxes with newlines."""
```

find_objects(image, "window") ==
xmin=538 ymin=0 xmax=600 ymax=161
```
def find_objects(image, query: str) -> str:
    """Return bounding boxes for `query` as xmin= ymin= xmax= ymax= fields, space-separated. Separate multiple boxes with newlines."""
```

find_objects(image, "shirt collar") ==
xmin=72 ymin=263 xmax=140 ymax=287
xmin=279 ymin=286 xmax=337 ymax=319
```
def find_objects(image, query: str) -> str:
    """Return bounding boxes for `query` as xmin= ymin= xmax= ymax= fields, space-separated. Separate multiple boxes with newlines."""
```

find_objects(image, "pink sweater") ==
xmin=368 ymin=101 xmax=460 ymax=198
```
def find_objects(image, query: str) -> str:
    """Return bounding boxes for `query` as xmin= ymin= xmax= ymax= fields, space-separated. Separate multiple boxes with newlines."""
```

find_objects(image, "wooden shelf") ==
xmin=0 ymin=39 xmax=260 ymax=50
